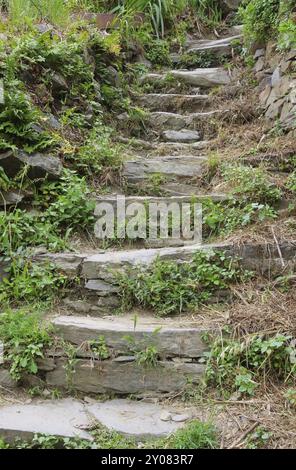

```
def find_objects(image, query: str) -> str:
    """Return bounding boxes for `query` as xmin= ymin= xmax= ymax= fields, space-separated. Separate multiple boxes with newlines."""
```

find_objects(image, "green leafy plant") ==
xmin=205 ymin=333 xmax=296 ymax=395
xmin=0 ymin=307 xmax=52 ymax=381
xmin=239 ymin=0 xmax=280 ymax=46
xmin=0 ymin=258 xmax=67 ymax=304
xmin=222 ymin=164 xmax=282 ymax=205
xmin=89 ymin=335 xmax=110 ymax=360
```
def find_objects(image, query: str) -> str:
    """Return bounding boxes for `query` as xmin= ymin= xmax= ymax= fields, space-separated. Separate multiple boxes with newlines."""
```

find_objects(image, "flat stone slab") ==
xmin=87 ymin=399 xmax=187 ymax=439
xmin=137 ymin=93 xmax=209 ymax=112
xmin=123 ymin=155 xmax=207 ymax=183
xmin=0 ymin=399 xmax=91 ymax=443
xmin=142 ymin=68 xmax=231 ymax=87
xmin=52 ymin=315 xmax=208 ymax=358
xmin=79 ymin=242 xmax=296 ymax=281
xmin=171 ymin=68 xmax=231 ymax=87
xmin=0 ymin=399 xmax=191 ymax=442
xmin=186 ymin=35 xmax=241 ymax=55
xmin=162 ymin=129 xmax=202 ymax=142
xmin=0 ymin=150 xmax=62 ymax=180
xmin=148 ymin=110 xmax=223 ymax=131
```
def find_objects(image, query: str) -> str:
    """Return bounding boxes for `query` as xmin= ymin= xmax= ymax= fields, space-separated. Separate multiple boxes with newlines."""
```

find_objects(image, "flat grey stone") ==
xmin=186 ymin=35 xmax=241 ymax=56
xmin=85 ymin=280 xmax=119 ymax=296
xmin=148 ymin=110 xmax=223 ymax=131
xmin=0 ymin=399 xmax=92 ymax=443
xmin=142 ymin=68 xmax=231 ymax=88
xmin=0 ymin=190 xmax=26 ymax=207
xmin=123 ymin=155 xmax=207 ymax=183
xmin=0 ymin=150 xmax=62 ymax=180
xmin=0 ymin=399 xmax=191 ymax=442
xmin=33 ymin=253 xmax=86 ymax=278
xmin=87 ymin=399 xmax=184 ymax=439
xmin=137 ymin=93 xmax=209 ymax=112
xmin=162 ymin=129 xmax=202 ymax=142
xmin=171 ymin=413 xmax=191 ymax=423
xmin=0 ymin=369 xmax=18 ymax=389
xmin=52 ymin=315 xmax=208 ymax=358
xmin=81 ymin=243 xmax=229 ymax=280
xmin=171 ymin=68 xmax=231 ymax=87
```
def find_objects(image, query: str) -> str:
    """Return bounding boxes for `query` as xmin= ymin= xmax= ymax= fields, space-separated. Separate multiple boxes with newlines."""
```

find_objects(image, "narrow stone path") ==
xmin=0 ymin=30 xmax=254 ymax=441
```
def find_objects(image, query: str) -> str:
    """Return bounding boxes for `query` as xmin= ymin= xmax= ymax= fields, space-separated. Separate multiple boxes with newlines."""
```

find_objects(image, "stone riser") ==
xmin=42 ymin=358 xmax=205 ymax=395
xmin=136 ymin=93 xmax=210 ymax=113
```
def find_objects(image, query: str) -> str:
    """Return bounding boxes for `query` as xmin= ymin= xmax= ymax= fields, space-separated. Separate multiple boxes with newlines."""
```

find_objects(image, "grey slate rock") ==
xmin=0 ymin=150 xmax=62 ymax=180
xmin=52 ymin=315 xmax=209 ymax=358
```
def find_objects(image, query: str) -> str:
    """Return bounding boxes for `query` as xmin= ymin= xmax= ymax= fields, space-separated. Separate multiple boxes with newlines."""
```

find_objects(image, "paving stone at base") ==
xmin=0 ymin=399 xmax=91 ymax=443
xmin=87 ymin=399 xmax=187 ymax=439
xmin=0 ymin=399 xmax=192 ymax=442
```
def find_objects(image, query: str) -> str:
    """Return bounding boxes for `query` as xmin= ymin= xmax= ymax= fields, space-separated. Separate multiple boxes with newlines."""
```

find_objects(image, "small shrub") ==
xmin=0 ymin=307 xmax=52 ymax=381
xmin=239 ymin=0 xmax=280 ymax=46
xmin=205 ymin=333 xmax=296 ymax=395
xmin=0 ymin=258 xmax=67 ymax=304
xmin=222 ymin=164 xmax=282 ymax=205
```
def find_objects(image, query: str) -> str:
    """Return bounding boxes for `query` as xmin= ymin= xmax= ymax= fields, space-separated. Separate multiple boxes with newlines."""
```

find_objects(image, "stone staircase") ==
xmin=2 ymin=30 xmax=296 ymax=443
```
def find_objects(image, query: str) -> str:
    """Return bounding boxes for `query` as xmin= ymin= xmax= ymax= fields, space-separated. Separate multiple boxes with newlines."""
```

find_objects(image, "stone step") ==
xmin=185 ymin=34 xmax=241 ymax=56
xmin=44 ymin=357 xmax=205 ymax=395
xmin=155 ymin=141 xmax=210 ymax=152
xmin=52 ymin=315 xmax=209 ymax=358
xmin=143 ymin=68 xmax=232 ymax=88
xmin=147 ymin=110 xmax=223 ymax=132
xmin=136 ymin=93 xmax=209 ymax=112
xmin=36 ymin=242 xmax=296 ymax=284
xmin=95 ymin=193 xmax=229 ymax=209
xmin=122 ymin=155 xmax=207 ymax=184
xmin=161 ymin=129 xmax=203 ymax=143
xmin=0 ymin=398 xmax=191 ymax=443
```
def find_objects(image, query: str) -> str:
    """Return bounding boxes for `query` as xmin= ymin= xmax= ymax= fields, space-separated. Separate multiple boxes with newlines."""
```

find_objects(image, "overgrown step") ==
xmin=147 ymin=111 xmax=223 ymax=132
xmin=0 ymin=398 xmax=192 ymax=443
xmin=43 ymin=357 xmax=205 ymax=395
xmin=52 ymin=315 xmax=209 ymax=358
xmin=143 ymin=68 xmax=232 ymax=88
xmin=95 ymin=193 xmax=228 ymax=209
xmin=35 ymin=242 xmax=296 ymax=283
xmin=136 ymin=93 xmax=209 ymax=112
xmin=122 ymin=155 xmax=208 ymax=185
xmin=185 ymin=34 xmax=241 ymax=56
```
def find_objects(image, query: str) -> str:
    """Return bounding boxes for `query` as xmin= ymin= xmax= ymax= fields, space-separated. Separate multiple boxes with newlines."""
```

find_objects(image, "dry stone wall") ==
xmin=254 ymin=42 xmax=296 ymax=133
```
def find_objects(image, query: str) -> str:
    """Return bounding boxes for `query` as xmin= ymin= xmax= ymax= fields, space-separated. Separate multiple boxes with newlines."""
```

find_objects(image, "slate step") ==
xmin=137 ymin=93 xmax=209 ymax=112
xmin=44 ymin=357 xmax=205 ymax=395
xmin=147 ymin=110 xmax=223 ymax=131
xmin=52 ymin=315 xmax=209 ymax=358
xmin=185 ymin=34 xmax=241 ymax=56
xmin=95 ymin=193 xmax=229 ymax=209
xmin=161 ymin=129 xmax=203 ymax=143
xmin=35 ymin=242 xmax=296 ymax=284
xmin=143 ymin=68 xmax=231 ymax=88
xmin=0 ymin=398 xmax=192 ymax=443
xmin=122 ymin=155 xmax=208 ymax=185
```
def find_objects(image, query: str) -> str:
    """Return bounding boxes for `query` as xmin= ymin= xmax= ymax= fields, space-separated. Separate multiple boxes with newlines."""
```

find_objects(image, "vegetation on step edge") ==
xmin=118 ymin=250 xmax=252 ymax=316
xmin=0 ymin=418 xmax=218 ymax=449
